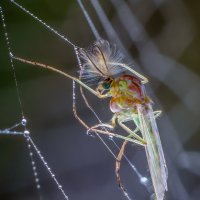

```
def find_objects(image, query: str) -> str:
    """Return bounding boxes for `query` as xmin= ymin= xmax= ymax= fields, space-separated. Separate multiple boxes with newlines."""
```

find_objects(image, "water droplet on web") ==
xmin=24 ymin=130 xmax=30 ymax=135
xmin=109 ymin=135 xmax=114 ymax=140
xmin=37 ymin=185 xmax=41 ymax=189
xmin=59 ymin=185 xmax=62 ymax=189
xmin=140 ymin=177 xmax=148 ymax=183
xmin=21 ymin=117 xmax=27 ymax=126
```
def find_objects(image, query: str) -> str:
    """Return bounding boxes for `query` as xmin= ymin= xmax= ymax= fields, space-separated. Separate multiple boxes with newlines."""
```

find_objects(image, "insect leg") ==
xmin=12 ymin=55 xmax=109 ymax=99
xmin=117 ymin=117 xmax=147 ymax=145
xmin=87 ymin=123 xmax=113 ymax=132
xmin=116 ymin=110 xmax=161 ymax=145
xmin=87 ymin=123 xmax=141 ymax=144
xmin=115 ymin=140 xmax=129 ymax=198
xmin=108 ymin=62 xmax=149 ymax=84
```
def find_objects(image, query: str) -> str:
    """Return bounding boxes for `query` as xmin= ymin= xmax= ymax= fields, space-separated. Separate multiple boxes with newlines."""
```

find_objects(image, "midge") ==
xmin=12 ymin=39 xmax=168 ymax=200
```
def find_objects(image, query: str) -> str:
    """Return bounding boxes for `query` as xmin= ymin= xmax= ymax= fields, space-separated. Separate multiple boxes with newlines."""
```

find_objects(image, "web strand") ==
xmin=1 ymin=3 xmax=70 ymax=200
xmin=3 ymin=0 xmax=149 ymax=198
xmin=0 ymin=130 xmax=24 ymax=135
xmin=10 ymin=0 xmax=77 ymax=48
xmin=0 ymin=121 xmax=43 ymax=200
xmin=77 ymin=0 xmax=101 ymax=40
xmin=3 ymin=1 xmax=197 ymax=200
xmin=0 ymin=6 xmax=24 ymax=118
xmin=25 ymin=134 xmax=43 ymax=200
xmin=0 ymin=5 xmax=43 ymax=198
xmin=27 ymin=134 xmax=69 ymax=200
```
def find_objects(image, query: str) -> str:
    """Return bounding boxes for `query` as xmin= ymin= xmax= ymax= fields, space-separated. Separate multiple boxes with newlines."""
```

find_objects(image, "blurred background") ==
xmin=0 ymin=0 xmax=200 ymax=199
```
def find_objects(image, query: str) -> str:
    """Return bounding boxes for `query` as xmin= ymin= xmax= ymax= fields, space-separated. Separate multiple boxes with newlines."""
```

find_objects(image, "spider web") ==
xmin=0 ymin=1 xmax=147 ymax=200
xmin=0 ymin=0 xmax=200 ymax=200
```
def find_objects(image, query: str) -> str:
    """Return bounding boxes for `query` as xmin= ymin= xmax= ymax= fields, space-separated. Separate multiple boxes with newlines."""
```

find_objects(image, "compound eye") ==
xmin=102 ymin=82 xmax=111 ymax=90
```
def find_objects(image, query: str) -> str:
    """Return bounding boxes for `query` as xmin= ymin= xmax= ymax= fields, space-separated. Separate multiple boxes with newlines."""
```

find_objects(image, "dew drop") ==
xmin=24 ymin=130 xmax=30 ymax=135
xmin=109 ymin=135 xmax=114 ymax=140
xmin=140 ymin=177 xmax=148 ymax=183
xmin=21 ymin=118 xmax=27 ymax=126
xmin=37 ymin=185 xmax=41 ymax=189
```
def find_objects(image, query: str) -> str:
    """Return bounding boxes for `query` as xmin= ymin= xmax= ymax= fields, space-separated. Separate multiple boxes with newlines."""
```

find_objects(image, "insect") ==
xmin=12 ymin=39 xmax=168 ymax=200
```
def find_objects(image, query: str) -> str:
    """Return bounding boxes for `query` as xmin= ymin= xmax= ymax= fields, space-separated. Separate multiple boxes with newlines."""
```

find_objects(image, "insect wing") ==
xmin=137 ymin=104 xmax=168 ymax=200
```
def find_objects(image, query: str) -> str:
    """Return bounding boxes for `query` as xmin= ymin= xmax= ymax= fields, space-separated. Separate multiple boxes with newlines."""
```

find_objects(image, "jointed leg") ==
xmin=108 ymin=62 xmax=148 ymax=84
xmin=72 ymin=97 xmax=142 ymax=144
xmin=116 ymin=140 xmax=129 ymax=197
xmin=12 ymin=55 xmax=109 ymax=99
xmin=87 ymin=123 xmax=113 ymax=134
xmin=85 ymin=112 xmax=147 ymax=146
xmin=89 ymin=127 xmax=142 ymax=144
xmin=117 ymin=118 xmax=146 ymax=145
xmin=85 ymin=120 xmax=146 ymax=145
xmin=115 ymin=110 xmax=162 ymax=146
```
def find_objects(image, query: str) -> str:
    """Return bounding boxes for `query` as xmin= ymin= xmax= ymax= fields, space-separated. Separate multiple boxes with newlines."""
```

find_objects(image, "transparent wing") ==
xmin=137 ymin=104 xmax=168 ymax=200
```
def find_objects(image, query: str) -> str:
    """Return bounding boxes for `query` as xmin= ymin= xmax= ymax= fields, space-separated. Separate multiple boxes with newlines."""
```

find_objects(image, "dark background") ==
xmin=0 ymin=0 xmax=200 ymax=200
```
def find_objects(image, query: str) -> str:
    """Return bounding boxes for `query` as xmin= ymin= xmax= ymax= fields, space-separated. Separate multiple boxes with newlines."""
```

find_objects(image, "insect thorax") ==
xmin=109 ymin=75 xmax=146 ymax=113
